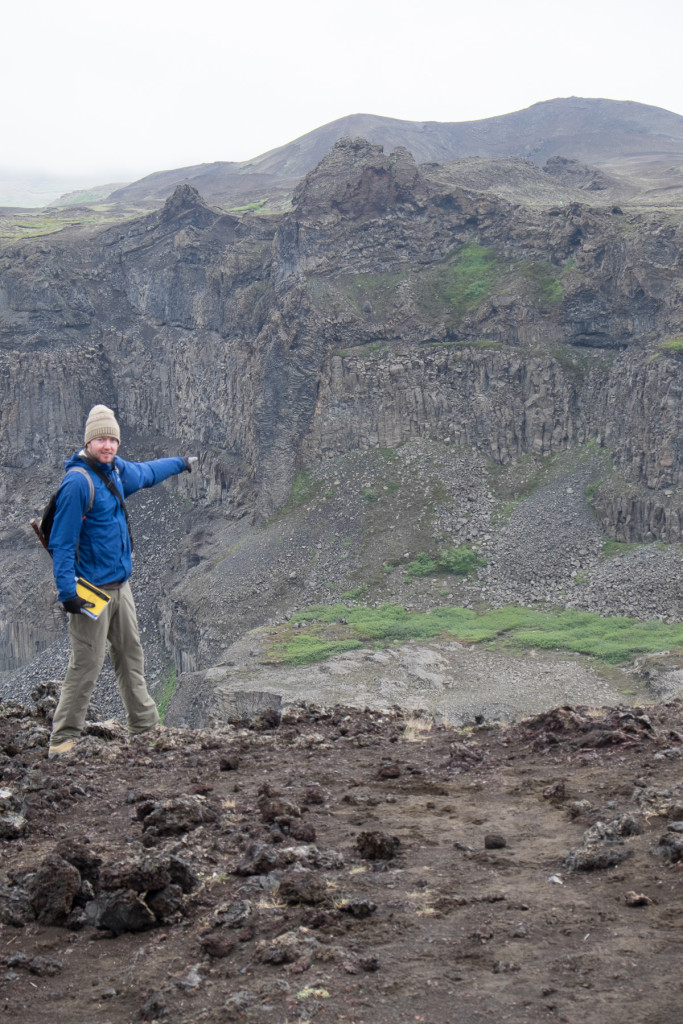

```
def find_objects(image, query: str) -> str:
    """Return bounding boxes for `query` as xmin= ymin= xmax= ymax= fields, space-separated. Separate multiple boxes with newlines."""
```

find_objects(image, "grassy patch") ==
xmin=156 ymin=668 xmax=177 ymax=723
xmin=405 ymin=545 xmax=487 ymax=578
xmin=602 ymin=538 xmax=641 ymax=557
xmin=0 ymin=216 xmax=65 ymax=239
xmin=0 ymin=203 xmax=152 ymax=243
xmin=265 ymin=602 xmax=683 ymax=667
xmin=271 ymin=470 xmax=321 ymax=516
xmin=438 ymin=545 xmax=487 ymax=576
xmin=585 ymin=480 xmax=600 ymax=503
xmin=405 ymin=552 xmax=438 ymax=577
xmin=413 ymin=242 xmax=502 ymax=325
xmin=659 ymin=335 xmax=683 ymax=355
xmin=265 ymin=634 xmax=363 ymax=665
xmin=224 ymin=200 xmax=266 ymax=213
xmin=519 ymin=259 xmax=564 ymax=306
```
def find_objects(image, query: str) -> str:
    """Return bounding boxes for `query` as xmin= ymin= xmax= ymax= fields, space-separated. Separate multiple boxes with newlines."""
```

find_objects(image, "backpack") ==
xmin=31 ymin=467 xmax=95 ymax=554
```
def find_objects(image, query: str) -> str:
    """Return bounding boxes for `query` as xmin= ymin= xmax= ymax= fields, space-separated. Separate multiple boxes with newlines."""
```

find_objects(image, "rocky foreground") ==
xmin=1 ymin=685 xmax=682 ymax=1024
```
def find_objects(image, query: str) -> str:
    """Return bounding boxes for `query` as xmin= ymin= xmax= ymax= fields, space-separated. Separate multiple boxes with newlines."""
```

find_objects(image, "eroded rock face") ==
xmin=3 ymin=151 xmax=683 ymax=516
xmin=3 ymin=140 xmax=683 ymax=677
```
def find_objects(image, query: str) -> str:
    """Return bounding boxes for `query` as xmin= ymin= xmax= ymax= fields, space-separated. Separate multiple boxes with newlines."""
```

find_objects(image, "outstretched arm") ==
xmin=117 ymin=455 xmax=197 ymax=497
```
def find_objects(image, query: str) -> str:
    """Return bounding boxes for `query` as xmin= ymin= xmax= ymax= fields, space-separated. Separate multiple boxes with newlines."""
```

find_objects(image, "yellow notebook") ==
xmin=76 ymin=578 xmax=111 ymax=620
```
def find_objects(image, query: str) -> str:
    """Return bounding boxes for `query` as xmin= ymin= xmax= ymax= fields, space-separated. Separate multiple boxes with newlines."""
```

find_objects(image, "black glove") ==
xmin=183 ymin=456 xmax=198 ymax=473
xmin=62 ymin=596 xmax=94 ymax=615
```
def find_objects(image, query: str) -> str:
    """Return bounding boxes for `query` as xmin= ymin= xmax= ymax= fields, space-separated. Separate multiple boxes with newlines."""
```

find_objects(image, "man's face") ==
xmin=86 ymin=436 xmax=119 ymax=464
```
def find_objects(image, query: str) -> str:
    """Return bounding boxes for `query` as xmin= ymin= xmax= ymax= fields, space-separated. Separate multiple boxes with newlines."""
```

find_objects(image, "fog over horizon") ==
xmin=2 ymin=0 xmax=682 ymax=203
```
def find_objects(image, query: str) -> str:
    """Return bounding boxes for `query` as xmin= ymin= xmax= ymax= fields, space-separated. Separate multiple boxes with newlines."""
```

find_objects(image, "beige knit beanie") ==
xmin=84 ymin=405 xmax=121 ymax=445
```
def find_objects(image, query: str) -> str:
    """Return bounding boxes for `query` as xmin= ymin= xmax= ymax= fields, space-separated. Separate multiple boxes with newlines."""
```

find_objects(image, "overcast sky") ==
xmin=3 ymin=0 xmax=683 ymax=186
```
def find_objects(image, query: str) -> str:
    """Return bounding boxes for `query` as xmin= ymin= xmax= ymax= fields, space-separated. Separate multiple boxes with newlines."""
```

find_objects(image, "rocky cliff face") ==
xmin=1 ymin=138 xmax=683 ymax=681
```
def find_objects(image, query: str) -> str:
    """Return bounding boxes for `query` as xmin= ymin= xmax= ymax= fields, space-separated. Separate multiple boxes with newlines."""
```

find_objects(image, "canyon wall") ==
xmin=2 ymin=139 xmax=683 ymax=674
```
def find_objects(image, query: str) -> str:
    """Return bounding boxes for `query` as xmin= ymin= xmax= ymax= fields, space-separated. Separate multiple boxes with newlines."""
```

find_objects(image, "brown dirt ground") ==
xmin=1 ymin=696 xmax=682 ymax=1024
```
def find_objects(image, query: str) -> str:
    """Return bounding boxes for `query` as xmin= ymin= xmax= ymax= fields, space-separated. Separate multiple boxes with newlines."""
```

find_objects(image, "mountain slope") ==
xmin=106 ymin=97 xmax=683 ymax=206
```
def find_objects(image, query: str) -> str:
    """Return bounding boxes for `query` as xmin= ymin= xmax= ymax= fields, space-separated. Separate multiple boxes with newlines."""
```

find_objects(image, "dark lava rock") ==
xmin=101 ymin=855 xmax=172 ymax=893
xmin=0 ymin=812 xmax=27 ymax=840
xmin=615 ymin=815 xmax=643 ymax=837
xmin=341 ymin=898 xmax=377 ymax=918
xmin=579 ymin=728 xmax=632 ymax=748
xmin=251 ymin=707 xmax=282 ymax=731
xmin=277 ymin=869 xmax=329 ymax=906
xmin=3 ymin=952 xmax=62 ymax=976
xmin=219 ymin=754 xmax=240 ymax=771
xmin=0 ymin=885 xmax=35 ymax=927
xmin=138 ymin=989 xmax=169 ymax=1021
xmin=146 ymin=884 xmax=185 ymax=922
xmin=360 ymin=954 xmax=381 ymax=972
xmin=140 ymin=795 xmax=216 ymax=837
xmin=485 ymin=834 xmax=508 ymax=850
xmin=30 ymin=681 xmax=60 ymax=720
xmin=74 ymin=879 xmax=96 ymax=907
xmin=543 ymin=781 xmax=567 ymax=802
xmin=213 ymin=899 xmax=253 ymax=929
xmin=356 ymin=830 xmax=401 ymax=861
xmin=289 ymin=819 xmax=316 ymax=843
xmin=564 ymin=847 xmax=633 ymax=871
xmin=302 ymin=785 xmax=326 ymax=806
xmin=55 ymin=839 xmax=102 ymax=889
xmin=65 ymin=906 xmax=88 ymax=931
xmin=258 ymin=795 xmax=301 ymax=823
xmin=29 ymin=853 xmax=81 ymax=925
xmin=654 ymin=832 xmax=683 ymax=863
xmin=100 ymin=853 xmax=199 ymax=896
xmin=235 ymin=843 xmax=282 ymax=876
xmin=168 ymin=854 xmax=200 ymax=893
xmin=0 ymin=787 xmax=20 ymax=811
xmin=199 ymin=931 xmax=237 ymax=959
xmin=86 ymin=889 xmax=157 ymax=935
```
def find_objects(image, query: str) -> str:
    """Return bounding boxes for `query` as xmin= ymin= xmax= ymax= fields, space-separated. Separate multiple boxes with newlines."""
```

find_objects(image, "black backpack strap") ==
xmin=80 ymin=454 xmax=134 ymax=553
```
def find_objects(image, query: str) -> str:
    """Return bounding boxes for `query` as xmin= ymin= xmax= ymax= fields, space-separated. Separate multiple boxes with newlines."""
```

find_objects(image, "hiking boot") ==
xmin=48 ymin=738 xmax=77 ymax=759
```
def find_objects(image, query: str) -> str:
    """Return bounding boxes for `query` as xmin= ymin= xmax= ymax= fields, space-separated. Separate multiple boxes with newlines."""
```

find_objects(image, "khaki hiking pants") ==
xmin=50 ymin=581 xmax=160 ymax=745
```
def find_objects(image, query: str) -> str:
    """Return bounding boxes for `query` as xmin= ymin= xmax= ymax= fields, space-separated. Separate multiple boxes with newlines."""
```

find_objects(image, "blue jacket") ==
xmin=49 ymin=450 xmax=186 ymax=602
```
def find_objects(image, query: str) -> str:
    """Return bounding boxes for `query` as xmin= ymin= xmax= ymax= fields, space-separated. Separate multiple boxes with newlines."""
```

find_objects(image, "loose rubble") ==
xmin=0 ymin=687 xmax=682 ymax=1023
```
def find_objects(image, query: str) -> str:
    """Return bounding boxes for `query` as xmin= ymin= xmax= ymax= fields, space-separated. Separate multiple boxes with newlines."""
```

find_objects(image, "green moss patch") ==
xmin=264 ymin=602 xmax=683 ymax=667
xmin=659 ymin=335 xmax=683 ymax=356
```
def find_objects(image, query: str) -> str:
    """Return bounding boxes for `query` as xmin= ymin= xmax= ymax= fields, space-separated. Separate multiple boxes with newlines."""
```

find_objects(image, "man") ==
xmin=48 ymin=404 xmax=196 ymax=758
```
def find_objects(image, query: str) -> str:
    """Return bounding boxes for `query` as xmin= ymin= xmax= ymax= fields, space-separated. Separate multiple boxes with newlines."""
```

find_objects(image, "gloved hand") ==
xmin=62 ymin=596 xmax=95 ymax=615
xmin=183 ymin=456 xmax=198 ymax=473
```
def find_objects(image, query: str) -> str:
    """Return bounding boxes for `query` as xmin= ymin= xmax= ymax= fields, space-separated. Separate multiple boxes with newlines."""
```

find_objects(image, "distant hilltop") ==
xmin=105 ymin=96 xmax=683 ymax=207
xmin=4 ymin=96 xmax=683 ymax=209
